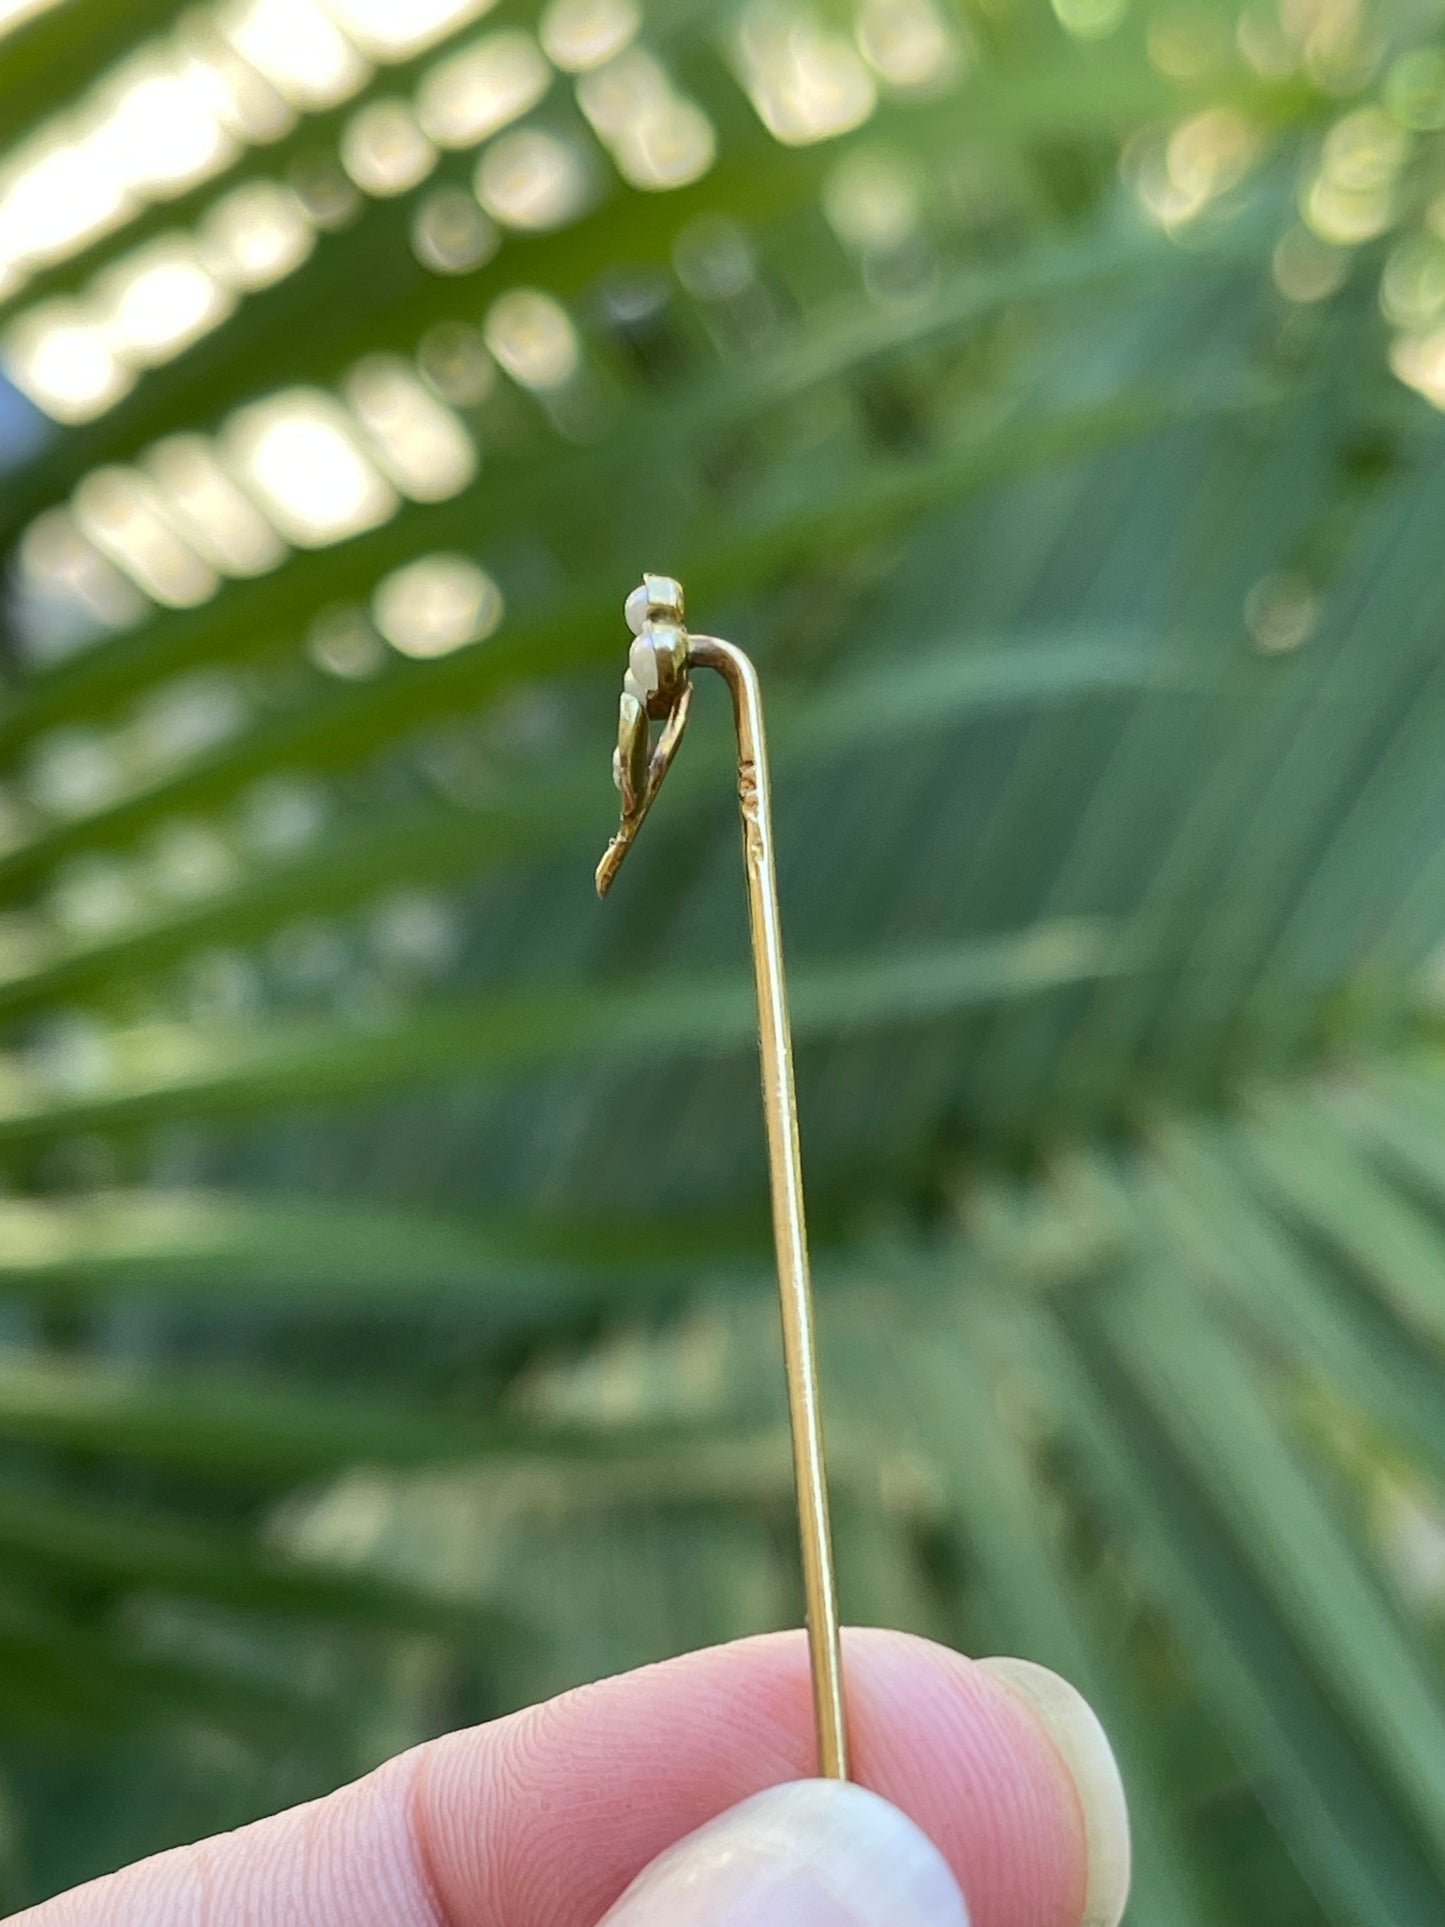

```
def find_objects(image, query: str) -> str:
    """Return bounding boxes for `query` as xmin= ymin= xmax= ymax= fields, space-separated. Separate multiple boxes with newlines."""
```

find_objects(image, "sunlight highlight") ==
xmin=372 ymin=553 xmax=504 ymax=658
xmin=0 ymin=0 xmax=66 ymax=39
xmin=0 ymin=129 xmax=135 ymax=281
xmin=1380 ymin=235 xmax=1445 ymax=330
xmin=17 ymin=510 xmax=148 ymax=651
xmin=541 ymin=0 xmax=640 ymax=71
xmin=201 ymin=181 xmax=316 ymax=290
xmin=2 ymin=302 xmax=133 ymax=422
xmin=411 ymin=186 xmax=498 ymax=272
xmin=577 ymin=50 xmax=715 ymax=190
xmin=855 ymin=0 xmax=964 ymax=92
xmin=576 ymin=47 xmax=669 ymax=136
xmin=341 ymin=100 xmax=437 ymax=196
xmin=1303 ymin=108 xmax=1409 ymax=247
xmin=326 ymin=0 xmax=499 ymax=59
xmin=179 ymin=17 xmax=296 ymax=143
xmin=0 ymin=6 xmax=302 ymax=301
xmin=1390 ymin=329 xmax=1445 ymax=409
xmin=474 ymin=129 xmax=591 ymax=229
xmin=735 ymin=3 xmax=877 ymax=145
xmin=610 ymin=99 xmax=715 ymax=190
xmin=483 ymin=287 xmax=580 ymax=389
xmin=416 ymin=29 xmax=552 ymax=148
xmin=223 ymin=391 xmax=398 ymax=545
xmin=824 ymin=148 xmax=923 ymax=251
xmin=73 ymin=468 xmax=221 ymax=608
xmin=95 ymin=237 xmax=235 ymax=366
xmin=0 ymin=0 xmax=520 ymax=311
xmin=141 ymin=436 xmax=288 ymax=577
xmin=343 ymin=356 xmax=478 ymax=500
xmin=1123 ymin=108 xmax=1260 ymax=231
xmin=219 ymin=0 xmax=370 ymax=108
xmin=97 ymin=48 xmax=239 ymax=195
xmin=5 ymin=179 xmax=315 ymax=424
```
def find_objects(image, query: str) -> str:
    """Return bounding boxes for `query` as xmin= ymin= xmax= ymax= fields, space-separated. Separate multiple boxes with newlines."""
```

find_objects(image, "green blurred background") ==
xmin=1 ymin=0 xmax=1444 ymax=1916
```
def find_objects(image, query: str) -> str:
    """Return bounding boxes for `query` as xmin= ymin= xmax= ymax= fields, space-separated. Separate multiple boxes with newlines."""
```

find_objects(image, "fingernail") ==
xmin=976 ymin=1657 xmax=1131 ymax=1927
xmin=599 ymin=1779 xmax=969 ymax=1926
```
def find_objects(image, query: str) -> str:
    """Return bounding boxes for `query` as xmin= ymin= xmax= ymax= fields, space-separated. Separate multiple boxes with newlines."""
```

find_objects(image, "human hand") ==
xmin=8 ymin=1629 xmax=1129 ymax=1927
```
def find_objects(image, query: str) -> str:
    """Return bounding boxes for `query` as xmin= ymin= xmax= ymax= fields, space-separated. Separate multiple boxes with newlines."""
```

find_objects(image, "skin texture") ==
xmin=9 ymin=1629 xmax=1087 ymax=1927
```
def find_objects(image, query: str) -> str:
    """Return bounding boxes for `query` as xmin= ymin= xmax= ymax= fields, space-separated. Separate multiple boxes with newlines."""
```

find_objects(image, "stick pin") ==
xmin=596 ymin=576 xmax=850 ymax=1781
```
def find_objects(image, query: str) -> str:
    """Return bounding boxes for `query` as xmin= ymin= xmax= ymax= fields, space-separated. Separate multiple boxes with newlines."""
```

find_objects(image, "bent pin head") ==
xmin=596 ymin=574 xmax=694 ymax=897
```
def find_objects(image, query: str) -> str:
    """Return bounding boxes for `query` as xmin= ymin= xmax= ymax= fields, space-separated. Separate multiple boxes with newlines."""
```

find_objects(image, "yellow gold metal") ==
xmin=596 ymin=680 xmax=693 ymax=897
xmin=596 ymin=580 xmax=850 ymax=1782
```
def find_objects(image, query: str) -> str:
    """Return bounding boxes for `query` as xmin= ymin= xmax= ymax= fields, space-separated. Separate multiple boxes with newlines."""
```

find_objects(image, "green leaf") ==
xmin=0 ymin=921 xmax=1132 ymax=1143
xmin=0 ymin=1480 xmax=503 ymax=1637
xmin=0 ymin=1353 xmax=737 ymax=1478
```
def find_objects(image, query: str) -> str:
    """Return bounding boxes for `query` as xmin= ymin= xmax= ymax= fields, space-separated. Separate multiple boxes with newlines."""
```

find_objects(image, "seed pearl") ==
xmin=628 ymin=634 xmax=660 ymax=693
xmin=624 ymin=583 xmax=650 ymax=636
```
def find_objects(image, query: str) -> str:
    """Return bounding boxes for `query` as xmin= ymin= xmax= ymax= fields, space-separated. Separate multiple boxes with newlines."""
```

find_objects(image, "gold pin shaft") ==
xmin=689 ymin=635 xmax=849 ymax=1781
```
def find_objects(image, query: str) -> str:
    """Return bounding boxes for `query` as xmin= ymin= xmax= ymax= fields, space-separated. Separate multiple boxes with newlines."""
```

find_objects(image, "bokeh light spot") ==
xmin=326 ymin=0 xmax=500 ymax=60
xmin=343 ymin=354 xmax=478 ymax=500
xmin=95 ymin=236 xmax=235 ymax=367
xmin=417 ymin=30 xmax=552 ymax=149
xmin=223 ymin=389 xmax=398 ymax=545
xmin=2 ymin=301 xmax=134 ymax=421
xmin=373 ymin=553 xmax=504 ymax=658
xmin=474 ymin=127 xmax=591 ymax=229
xmin=541 ymin=0 xmax=639 ymax=72
xmin=341 ymin=100 xmax=437 ymax=196
xmin=735 ymin=2 xmax=877 ymax=145
xmin=483 ymin=286 xmax=580 ymax=389
xmin=411 ymin=185 xmax=498 ymax=273
xmin=73 ymin=467 xmax=220 ymax=606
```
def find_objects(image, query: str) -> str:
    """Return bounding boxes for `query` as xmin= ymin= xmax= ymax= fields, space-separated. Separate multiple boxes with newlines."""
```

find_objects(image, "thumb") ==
xmin=597 ymin=1779 xmax=970 ymax=1926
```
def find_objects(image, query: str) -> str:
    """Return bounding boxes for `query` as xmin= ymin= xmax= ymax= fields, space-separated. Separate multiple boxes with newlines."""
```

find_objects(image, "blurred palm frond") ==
xmin=3 ymin=0 xmax=1445 ymax=1918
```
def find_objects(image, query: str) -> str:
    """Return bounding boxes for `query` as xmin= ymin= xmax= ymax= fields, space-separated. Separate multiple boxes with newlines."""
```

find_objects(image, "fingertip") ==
xmin=835 ymin=1631 xmax=1093 ymax=1927
xmin=976 ymin=1658 xmax=1130 ymax=1927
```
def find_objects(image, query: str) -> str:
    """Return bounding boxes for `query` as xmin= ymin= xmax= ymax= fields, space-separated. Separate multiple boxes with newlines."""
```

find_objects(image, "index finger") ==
xmin=14 ymin=1628 xmax=1124 ymax=1927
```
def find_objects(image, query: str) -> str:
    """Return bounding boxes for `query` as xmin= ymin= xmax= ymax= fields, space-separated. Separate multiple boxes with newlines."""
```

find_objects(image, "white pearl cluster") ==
xmin=612 ymin=573 xmax=688 ymax=796
xmin=622 ymin=573 xmax=686 ymax=711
